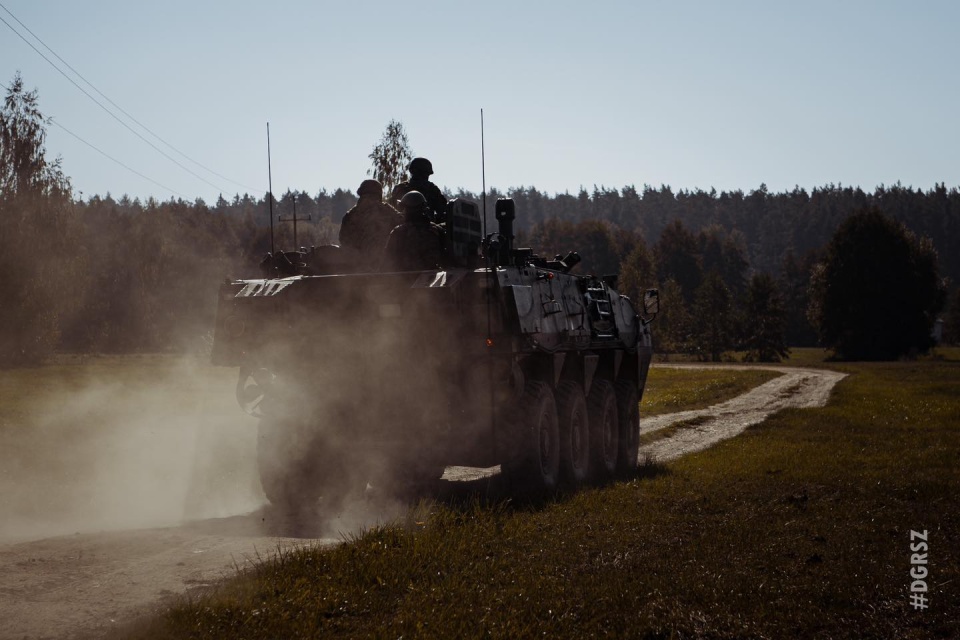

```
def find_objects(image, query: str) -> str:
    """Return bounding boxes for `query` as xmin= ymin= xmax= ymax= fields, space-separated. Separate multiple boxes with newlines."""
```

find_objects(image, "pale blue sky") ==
xmin=1 ymin=0 xmax=957 ymax=202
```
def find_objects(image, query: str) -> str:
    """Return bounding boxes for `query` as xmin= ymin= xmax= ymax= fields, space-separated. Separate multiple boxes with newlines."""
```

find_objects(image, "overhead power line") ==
xmin=52 ymin=120 xmax=187 ymax=199
xmin=0 ymin=3 xmax=263 ymax=195
xmin=0 ymin=80 xmax=185 ymax=198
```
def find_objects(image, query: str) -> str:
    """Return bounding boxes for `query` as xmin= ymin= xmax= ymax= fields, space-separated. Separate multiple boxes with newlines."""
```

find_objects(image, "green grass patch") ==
xmin=641 ymin=366 xmax=781 ymax=416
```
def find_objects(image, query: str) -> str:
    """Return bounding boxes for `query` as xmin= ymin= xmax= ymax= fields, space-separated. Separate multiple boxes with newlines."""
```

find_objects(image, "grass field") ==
xmin=641 ymin=366 xmax=781 ymax=416
xmin=120 ymin=357 xmax=959 ymax=639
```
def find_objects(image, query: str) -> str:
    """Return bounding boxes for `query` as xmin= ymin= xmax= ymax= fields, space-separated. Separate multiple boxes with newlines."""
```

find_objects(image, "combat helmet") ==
xmin=408 ymin=157 xmax=434 ymax=178
xmin=398 ymin=190 xmax=429 ymax=221
xmin=357 ymin=179 xmax=383 ymax=197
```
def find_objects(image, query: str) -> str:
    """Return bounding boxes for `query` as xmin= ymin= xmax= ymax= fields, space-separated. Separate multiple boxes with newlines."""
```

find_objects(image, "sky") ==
xmin=1 ymin=0 xmax=958 ymax=203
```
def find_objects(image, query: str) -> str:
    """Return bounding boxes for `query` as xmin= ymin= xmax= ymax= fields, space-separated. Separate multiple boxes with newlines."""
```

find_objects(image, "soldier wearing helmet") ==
xmin=339 ymin=179 xmax=402 ymax=258
xmin=391 ymin=157 xmax=448 ymax=222
xmin=383 ymin=190 xmax=445 ymax=271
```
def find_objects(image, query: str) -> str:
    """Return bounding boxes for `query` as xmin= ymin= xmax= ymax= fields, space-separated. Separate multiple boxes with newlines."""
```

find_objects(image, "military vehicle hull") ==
xmin=212 ymin=199 xmax=656 ymax=508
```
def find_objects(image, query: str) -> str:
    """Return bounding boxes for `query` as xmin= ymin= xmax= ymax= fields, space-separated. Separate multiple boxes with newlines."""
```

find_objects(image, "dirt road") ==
xmin=638 ymin=365 xmax=847 ymax=463
xmin=0 ymin=365 xmax=845 ymax=639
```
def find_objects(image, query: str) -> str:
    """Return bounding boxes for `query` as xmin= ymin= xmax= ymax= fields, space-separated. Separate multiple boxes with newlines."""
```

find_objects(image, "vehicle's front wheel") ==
xmin=502 ymin=381 xmax=561 ymax=496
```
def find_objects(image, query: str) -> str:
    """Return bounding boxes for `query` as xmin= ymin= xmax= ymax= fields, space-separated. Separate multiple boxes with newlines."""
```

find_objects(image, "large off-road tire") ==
xmin=556 ymin=381 xmax=590 ymax=489
xmin=502 ymin=381 xmax=561 ymax=495
xmin=381 ymin=451 xmax=447 ymax=501
xmin=587 ymin=379 xmax=619 ymax=482
xmin=257 ymin=417 xmax=332 ymax=511
xmin=615 ymin=381 xmax=641 ymax=476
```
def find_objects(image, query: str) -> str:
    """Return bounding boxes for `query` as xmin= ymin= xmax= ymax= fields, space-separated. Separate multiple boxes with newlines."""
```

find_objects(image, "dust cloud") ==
xmin=0 ymin=345 xmax=465 ymax=546
xmin=0 ymin=357 xmax=268 ymax=543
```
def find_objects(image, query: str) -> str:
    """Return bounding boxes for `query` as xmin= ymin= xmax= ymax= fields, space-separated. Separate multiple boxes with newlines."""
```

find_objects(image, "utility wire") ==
xmin=53 ymin=120 xmax=187 ymax=199
xmin=0 ymin=2 xmax=260 ymax=193
xmin=1 ymin=79 xmax=186 ymax=199
xmin=0 ymin=7 xmax=254 ymax=196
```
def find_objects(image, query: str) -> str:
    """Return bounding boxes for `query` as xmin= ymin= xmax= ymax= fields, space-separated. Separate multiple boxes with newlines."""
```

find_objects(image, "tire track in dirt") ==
xmin=638 ymin=365 xmax=847 ymax=463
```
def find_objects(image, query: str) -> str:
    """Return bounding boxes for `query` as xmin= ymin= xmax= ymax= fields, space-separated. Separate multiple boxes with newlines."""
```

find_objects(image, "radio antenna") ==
xmin=267 ymin=122 xmax=275 ymax=254
xmin=481 ymin=109 xmax=487 ymax=238
xmin=481 ymin=108 xmax=498 ymax=470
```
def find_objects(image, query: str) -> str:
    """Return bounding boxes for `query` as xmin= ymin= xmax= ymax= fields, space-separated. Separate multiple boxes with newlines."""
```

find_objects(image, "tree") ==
xmin=656 ymin=278 xmax=692 ymax=354
xmin=690 ymin=272 xmax=734 ymax=361
xmin=367 ymin=119 xmax=412 ymax=198
xmin=742 ymin=272 xmax=789 ymax=362
xmin=779 ymin=249 xmax=819 ymax=347
xmin=1 ymin=72 xmax=69 ymax=197
xmin=941 ymin=288 xmax=960 ymax=345
xmin=0 ymin=73 xmax=77 ymax=365
xmin=655 ymin=219 xmax=702 ymax=304
xmin=808 ymin=207 xmax=946 ymax=360
xmin=619 ymin=241 xmax=656 ymax=307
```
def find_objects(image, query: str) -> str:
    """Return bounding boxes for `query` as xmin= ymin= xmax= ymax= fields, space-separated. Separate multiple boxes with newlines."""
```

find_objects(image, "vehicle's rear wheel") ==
xmin=502 ymin=381 xmax=560 ymax=495
xmin=383 ymin=451 xmax=447 ymax=501
xmin=556 ymin=381 xmax=590 ymax=488
xmin=257 ymin=417 xmax=334 ymax=511
xmin=615 ymin=381 xmax=640 ymax=476
xmin=587 ymin=379 xmax=619 ymax=482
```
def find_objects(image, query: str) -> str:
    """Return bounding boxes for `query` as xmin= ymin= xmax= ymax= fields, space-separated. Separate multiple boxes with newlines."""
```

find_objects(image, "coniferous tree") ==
xmin=655 ymin=219 xmax=702 ymax=304
xmin=657 ymin=278 xmax=692 ymax=354
xmin=808 ymin=207 xmax=946 ymax=360
xmin=691 ymin=272 xmax=734 ymax=361
xmin=942 ymin=288 xmax=960 ymax=345
xmin=742 ymin=272 xmax=789 ymax=362
xmin=619 ymin=242 xmax=657 ymax=307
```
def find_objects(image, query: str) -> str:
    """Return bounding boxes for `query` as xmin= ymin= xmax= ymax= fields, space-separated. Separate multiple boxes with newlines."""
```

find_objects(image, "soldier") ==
xmin=384 ymin=191 xmax=445 ymax=271
xmin=391 ymin=157 xmax=448 ymax=222
xmin=339 ymin=179 xmax=402 ymax=257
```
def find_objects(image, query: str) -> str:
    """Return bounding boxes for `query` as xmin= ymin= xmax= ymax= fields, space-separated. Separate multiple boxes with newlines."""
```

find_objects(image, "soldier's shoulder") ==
xmin=379 ymin=201 xmax=401 ymax=214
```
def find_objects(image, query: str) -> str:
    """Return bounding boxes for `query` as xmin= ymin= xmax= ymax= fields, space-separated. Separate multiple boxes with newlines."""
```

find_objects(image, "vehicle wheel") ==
xmin=257 ymin=417 xmax=327 ymax=510
xmin=556 ymin=381 xmax=590 ymax=488
xmin=615 ymin=381 xmax=640 ymax=476
xmin=503 ymin=380 xmax=561 ymax=495
xmin=587 ymin=379 xmax=619 ymax=482
xmin=387 ymin=452 xmax=447 ymax=500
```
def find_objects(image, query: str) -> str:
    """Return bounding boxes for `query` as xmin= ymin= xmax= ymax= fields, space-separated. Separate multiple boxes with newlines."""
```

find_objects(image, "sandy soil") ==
xmin=0 ymin=364 xmax=845 ymax=640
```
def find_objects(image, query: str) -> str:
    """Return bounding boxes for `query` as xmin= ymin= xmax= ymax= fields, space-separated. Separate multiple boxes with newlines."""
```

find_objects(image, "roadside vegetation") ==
xmin=641 ymin=366 xmax=781 ymax=416
xmin=123 ymin=359 xmax=958 ymax=639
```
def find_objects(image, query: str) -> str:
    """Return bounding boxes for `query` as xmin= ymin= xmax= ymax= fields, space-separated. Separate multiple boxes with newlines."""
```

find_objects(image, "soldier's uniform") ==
xmin=384 ymin=191 xmax=445 ymax=271
xmin=390 ymin=157 xmax=448 ymax=221
xmin=339 ymin=179 xmax=402 ymax=256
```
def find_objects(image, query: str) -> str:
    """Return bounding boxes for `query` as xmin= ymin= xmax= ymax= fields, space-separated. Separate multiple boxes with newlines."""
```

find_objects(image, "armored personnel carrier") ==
xmin=212 ymin=198 xmax=658 ymax=509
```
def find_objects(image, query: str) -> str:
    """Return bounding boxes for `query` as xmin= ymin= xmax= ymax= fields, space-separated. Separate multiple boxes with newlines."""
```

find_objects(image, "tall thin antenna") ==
xmin=481 ymin=109 xmax=487 ymax=238
xmin=481 ymin=108 xmax=497 ymax=470
xmin=267 ymin=122 xmax=275 ymax=254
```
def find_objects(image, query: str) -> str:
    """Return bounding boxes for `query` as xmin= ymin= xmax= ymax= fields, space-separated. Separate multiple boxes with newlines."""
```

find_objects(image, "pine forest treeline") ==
xmin=2 ymin=182 xmax=959 ymax=365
